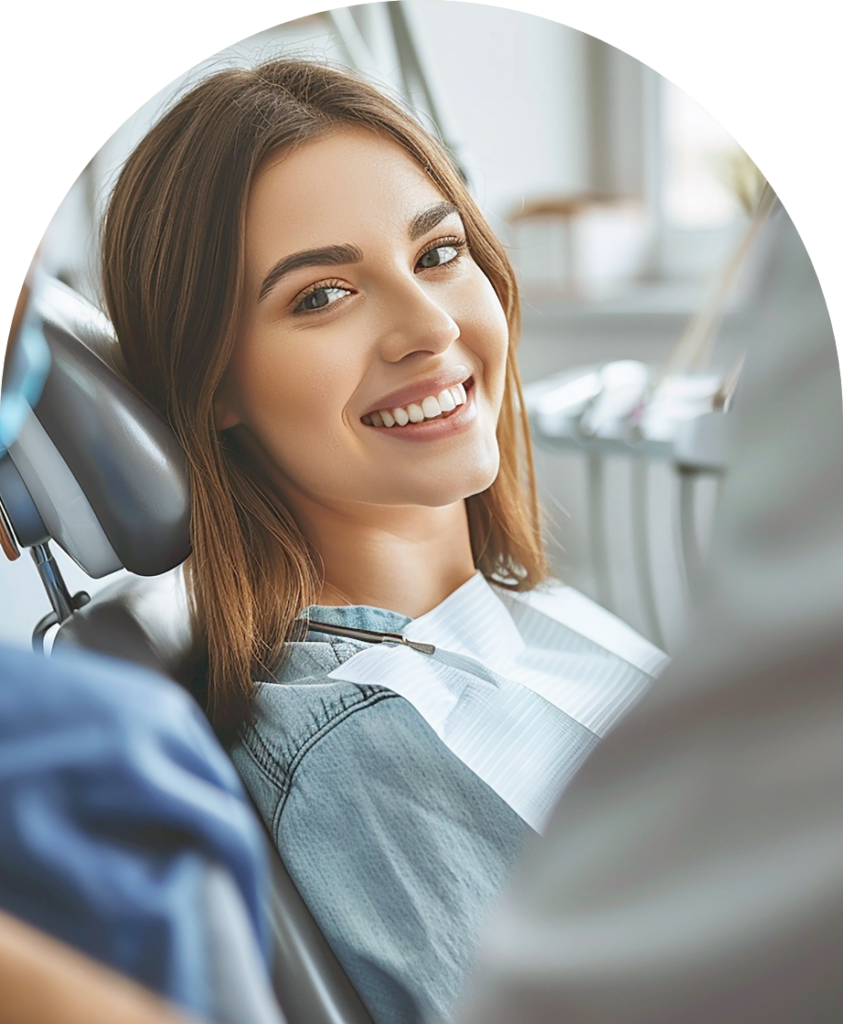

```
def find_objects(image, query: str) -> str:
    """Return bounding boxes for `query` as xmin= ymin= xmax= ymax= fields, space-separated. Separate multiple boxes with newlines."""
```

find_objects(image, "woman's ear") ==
xmin=214 ymin=407 xmax=241 ymax=432
xmin=213 ymin=384 xmax=241 ymax=432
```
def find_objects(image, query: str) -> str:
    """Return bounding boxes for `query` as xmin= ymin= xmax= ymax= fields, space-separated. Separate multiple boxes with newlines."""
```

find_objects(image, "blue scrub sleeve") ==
xmin=0 ymin=643 xmax=271 ymax=1018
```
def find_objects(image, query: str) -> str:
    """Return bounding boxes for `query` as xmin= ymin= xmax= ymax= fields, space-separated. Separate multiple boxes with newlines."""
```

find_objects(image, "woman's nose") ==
xmin=376 ymin=277 xmax=460 ymax=363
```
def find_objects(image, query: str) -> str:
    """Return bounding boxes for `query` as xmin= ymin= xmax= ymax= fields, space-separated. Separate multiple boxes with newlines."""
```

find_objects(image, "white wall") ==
xmin=409 ymin=2 xmax=591 ymax=218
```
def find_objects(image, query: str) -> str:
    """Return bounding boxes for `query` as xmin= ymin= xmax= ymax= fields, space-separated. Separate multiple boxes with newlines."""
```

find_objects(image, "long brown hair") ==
xmin=101 ymin=58 xmax=547 ymax=733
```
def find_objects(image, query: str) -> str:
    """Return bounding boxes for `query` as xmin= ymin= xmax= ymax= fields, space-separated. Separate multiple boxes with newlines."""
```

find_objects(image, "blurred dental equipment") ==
xmin=525 ymin=186 xmax=777 ymax=645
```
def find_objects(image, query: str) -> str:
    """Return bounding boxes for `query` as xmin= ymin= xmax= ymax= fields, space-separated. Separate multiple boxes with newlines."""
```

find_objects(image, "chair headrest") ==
xmin=53 ymin=569 xmax=194 ymax=682
xmin=0 ymin=277 xmax=191 ymax=577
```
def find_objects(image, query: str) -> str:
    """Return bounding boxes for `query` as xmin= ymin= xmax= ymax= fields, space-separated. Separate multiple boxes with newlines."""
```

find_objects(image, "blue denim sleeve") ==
xmin=0 ymin=643 xmax=271 ymax=1019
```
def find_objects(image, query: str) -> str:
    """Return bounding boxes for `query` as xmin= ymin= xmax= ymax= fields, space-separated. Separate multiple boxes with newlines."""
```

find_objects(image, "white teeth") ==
xmin=421 ymin=395 xmax=441 ymax=419
xmin=364 ymin=380 xmax=471 ymax=428
xmin=437 ymin=388 xmax=456 ymax=412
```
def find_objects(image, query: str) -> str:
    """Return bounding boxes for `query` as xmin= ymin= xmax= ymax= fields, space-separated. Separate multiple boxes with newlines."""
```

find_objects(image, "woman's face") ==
xmin=216 ymin=128 xmax=509 ymax=521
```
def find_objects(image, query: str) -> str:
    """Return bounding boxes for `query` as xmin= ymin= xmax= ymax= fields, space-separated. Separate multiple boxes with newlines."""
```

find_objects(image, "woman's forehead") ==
xmin=245 ymin=128 xmax=453 ymax=259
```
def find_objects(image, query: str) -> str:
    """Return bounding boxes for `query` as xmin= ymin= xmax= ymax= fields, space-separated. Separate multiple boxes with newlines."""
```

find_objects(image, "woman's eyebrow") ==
xmin=408 ymin=202 xmax=460 ymax=241
xmin=258 ymin=243 xmax=363 ymax=302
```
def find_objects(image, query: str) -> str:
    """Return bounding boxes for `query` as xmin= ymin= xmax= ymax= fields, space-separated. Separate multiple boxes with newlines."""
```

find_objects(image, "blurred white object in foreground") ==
xmin=457 ymin=206 xmax=843 ymax=1023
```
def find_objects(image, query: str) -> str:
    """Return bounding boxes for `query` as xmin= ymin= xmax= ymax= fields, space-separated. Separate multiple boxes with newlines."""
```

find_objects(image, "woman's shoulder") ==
xmin=232 ymin=642 xmax=401 ymax=825
xmin=273 ymin=637 xmax=368 ymax=682
xmin=246 ymin=639 xmax=393 ymax=750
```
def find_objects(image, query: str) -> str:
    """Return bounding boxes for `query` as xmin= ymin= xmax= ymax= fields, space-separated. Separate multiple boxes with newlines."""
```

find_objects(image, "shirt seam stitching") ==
xmin=271 ymin=688 xmax=401 ymax=838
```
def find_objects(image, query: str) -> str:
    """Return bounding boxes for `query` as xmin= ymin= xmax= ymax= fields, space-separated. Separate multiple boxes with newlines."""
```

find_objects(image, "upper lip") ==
xmin=362 ymin=367 xmax=473 ymax=418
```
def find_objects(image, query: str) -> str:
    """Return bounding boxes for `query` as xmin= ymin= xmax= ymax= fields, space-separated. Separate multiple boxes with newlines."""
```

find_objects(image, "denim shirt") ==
xmin=231 ymin=587 xmax=664 ymax=1024
xmin=231 ymin=603 xmax=533 ymax=1024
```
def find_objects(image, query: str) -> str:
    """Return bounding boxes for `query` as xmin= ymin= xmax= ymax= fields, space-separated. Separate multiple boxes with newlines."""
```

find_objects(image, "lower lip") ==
xmin=363 ymin=385 xmax=477 ymax=442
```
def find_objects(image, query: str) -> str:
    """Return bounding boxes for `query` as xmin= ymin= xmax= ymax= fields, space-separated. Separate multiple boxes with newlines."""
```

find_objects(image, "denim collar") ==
xmin=300 ymin=603 xmax=412 ymax=636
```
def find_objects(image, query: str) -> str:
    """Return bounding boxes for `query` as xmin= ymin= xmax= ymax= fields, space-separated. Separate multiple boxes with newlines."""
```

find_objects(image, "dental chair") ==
xmin=0 ymin=276 xmax=374 ymax=1024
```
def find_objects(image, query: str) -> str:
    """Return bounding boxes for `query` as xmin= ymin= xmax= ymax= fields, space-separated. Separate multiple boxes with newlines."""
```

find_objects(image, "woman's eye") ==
xmin=294 ymin=285 xmax=351 ymax=313
xmin=417 ymin=243 xmax=461 ymax=270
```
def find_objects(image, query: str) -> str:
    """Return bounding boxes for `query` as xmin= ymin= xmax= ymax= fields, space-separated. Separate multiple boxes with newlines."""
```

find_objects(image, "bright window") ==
xmin=662 ymin=80 xmax=756 ymax=228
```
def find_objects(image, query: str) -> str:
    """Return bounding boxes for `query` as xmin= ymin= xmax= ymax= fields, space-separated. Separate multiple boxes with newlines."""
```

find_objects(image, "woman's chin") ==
xmin=419 ymin=455 xmax=501 ymax=507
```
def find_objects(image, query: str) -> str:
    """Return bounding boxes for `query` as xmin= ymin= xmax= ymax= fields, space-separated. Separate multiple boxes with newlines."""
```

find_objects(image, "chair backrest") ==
xmin=0 ymin=276 xmax=191 ymax=578
xmin=0 ymin=277 xmax=374 ymax=1024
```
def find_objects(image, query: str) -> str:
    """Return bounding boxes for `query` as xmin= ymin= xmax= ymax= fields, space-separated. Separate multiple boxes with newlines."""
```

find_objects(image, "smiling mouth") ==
xmin=361 ymin=377 xmax=474 ymax=428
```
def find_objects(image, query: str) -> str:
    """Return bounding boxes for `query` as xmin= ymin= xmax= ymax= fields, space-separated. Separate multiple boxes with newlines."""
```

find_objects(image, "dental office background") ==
xmin=2 ymin=0 xmax=840 ymax=653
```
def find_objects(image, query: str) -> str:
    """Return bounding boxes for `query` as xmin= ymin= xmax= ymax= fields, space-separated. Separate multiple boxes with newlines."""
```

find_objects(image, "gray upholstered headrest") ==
xmin=0 ymin=277 xmax=191 ymax=577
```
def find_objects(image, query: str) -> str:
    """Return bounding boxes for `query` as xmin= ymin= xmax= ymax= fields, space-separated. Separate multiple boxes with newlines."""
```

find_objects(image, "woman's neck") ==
xmin=296 ymin=497 xmax=476 ymax=618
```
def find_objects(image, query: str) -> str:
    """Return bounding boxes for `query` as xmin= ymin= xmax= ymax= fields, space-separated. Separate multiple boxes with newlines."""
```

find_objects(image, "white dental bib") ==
xmin=328 ymin=573 xmax=668 ymax=832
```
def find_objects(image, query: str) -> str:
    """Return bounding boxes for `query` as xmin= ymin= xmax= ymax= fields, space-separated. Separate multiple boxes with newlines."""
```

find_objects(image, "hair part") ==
xmin=101 ymin=58 xmax=547 ymax=736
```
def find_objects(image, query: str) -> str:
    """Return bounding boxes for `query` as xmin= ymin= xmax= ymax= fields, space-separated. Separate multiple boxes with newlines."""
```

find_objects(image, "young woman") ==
xmin=100 ymin=59 xmax=665 ymax=1024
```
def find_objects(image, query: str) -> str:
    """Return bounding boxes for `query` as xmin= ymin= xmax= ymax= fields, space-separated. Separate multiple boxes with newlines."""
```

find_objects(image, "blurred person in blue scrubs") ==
xmin=0 ymin=276 xmax=284 ymax=1024
xmin=456 ymin=206 xmax=843 ymax=1022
